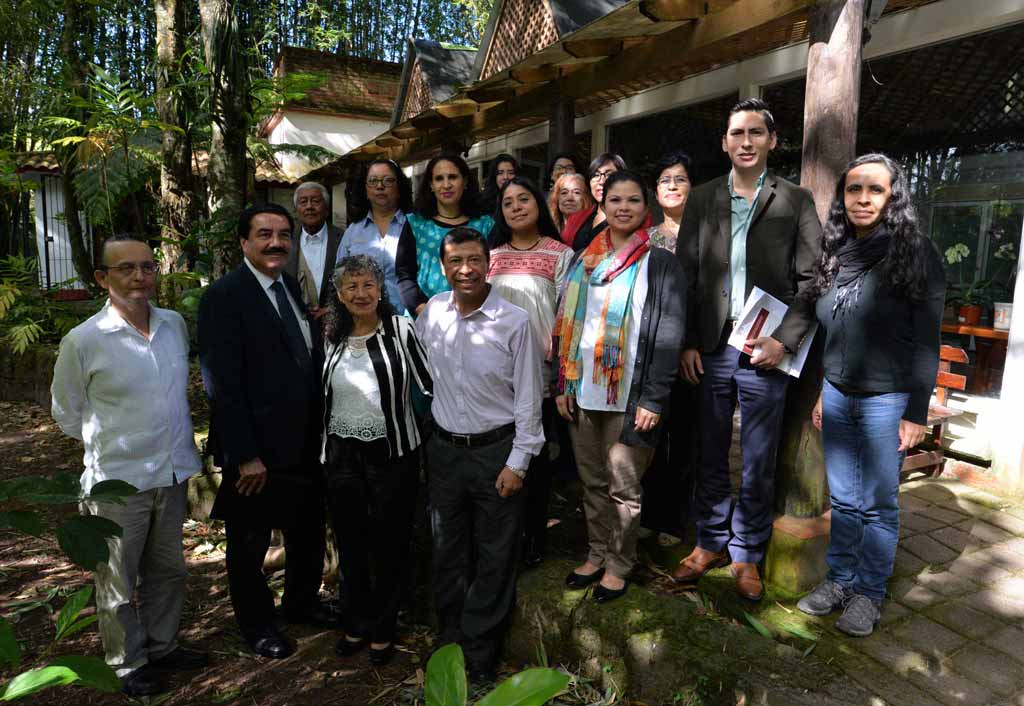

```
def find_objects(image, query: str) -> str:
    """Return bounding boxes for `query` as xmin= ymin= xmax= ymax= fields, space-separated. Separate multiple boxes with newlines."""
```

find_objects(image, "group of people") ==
xmin=49 ymin=97 xmax=945 ymax=696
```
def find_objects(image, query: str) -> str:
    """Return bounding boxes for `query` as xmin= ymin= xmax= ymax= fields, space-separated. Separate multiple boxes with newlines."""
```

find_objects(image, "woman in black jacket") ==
xmin=797 ymin=153 xmax=945 ymax=637
xmin=554 ymin=171 xmax=686 ymax=603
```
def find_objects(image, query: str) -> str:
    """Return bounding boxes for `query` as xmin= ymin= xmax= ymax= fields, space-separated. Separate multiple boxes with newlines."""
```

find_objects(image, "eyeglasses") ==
xmin=553 ymin=164 xmax=575 ymax=175
xmin=100 ymin=262 xmax=158 ymax=276
xmin=657 ymin=176 xmax=690 ymax=187
xmin=591 ymin=169 xmax=615 ymax=183
xmin=367 ymin=177 xmax=397 ymax=188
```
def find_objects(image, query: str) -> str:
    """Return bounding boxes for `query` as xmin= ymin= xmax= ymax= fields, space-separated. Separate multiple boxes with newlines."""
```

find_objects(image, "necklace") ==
xmin=509 ymin=237 xmax=541 ymax=251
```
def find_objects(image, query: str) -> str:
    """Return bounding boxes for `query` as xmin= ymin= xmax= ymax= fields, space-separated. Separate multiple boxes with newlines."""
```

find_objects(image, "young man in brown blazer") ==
xmin=674 ymin=98 xmax=822 ymax=600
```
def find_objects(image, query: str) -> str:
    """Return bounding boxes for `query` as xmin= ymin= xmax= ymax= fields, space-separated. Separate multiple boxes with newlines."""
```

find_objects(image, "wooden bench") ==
xmin=901 ymin=345 xmax=968 ymax=479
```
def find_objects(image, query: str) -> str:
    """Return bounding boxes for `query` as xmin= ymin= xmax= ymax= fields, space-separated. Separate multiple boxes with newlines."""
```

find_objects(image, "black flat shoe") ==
xmin=593 ymin=582 xmax=628 ymax=604
xmin=121 ymin=666 xmax=165 ymax=697
xmin=335 ymin=635 xmax=368 ymax=657
xmin=246 ymin=628 xmax=293 ymax=659
xmin=368 ymin=643 xmax=395 ymax=665
xmin=565 ymin=568 xmax=604 ymax=589
xmin=149 ymin=646 xmax=210 ymax=671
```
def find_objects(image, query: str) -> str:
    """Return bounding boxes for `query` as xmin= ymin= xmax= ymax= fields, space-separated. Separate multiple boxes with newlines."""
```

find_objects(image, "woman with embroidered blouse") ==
xmin=395 ymin=153 xmax=493 ymax=316
xmin=487 ymin=177 xmax=574 ymax=567
xmin=320 ymin=255 xmax=432 ymax=665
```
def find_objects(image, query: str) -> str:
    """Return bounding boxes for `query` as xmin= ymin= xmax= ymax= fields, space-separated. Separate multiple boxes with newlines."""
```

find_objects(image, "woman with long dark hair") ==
xmin=554 ymin=171 xmax=686 ymax=603
xmin=395 ymin=153 xmax=493 ymax=315
xmin=487 ymin=177 xmax=574 ymax=567
xmin=320 ymin=255 xmax=432 ymax=664
xmin=480 ymin=153 xmax=519 ymax=214
xmin=796 ymin=154 xmax=944 ymax=637
xmin=338 ymin=159 xmax=414 ymax=315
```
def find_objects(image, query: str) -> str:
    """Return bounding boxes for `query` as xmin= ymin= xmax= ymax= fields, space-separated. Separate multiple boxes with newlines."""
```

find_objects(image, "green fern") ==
xmin=7 ymin=321 xmax=45 ymax=354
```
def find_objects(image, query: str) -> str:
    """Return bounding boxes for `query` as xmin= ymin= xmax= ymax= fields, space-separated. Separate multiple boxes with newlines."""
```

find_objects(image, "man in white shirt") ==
xmin=285 ymin=181 xmax=343 ymax=318
xmin=51 ymin=234 xmax=208 ymax=697
xmin=415 ymin=226 xmax=544 ymax=684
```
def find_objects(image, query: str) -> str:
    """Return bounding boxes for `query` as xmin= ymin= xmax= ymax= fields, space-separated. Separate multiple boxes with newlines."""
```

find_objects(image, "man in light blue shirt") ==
xmin=727 ymin=169 xmax=767 ymax=319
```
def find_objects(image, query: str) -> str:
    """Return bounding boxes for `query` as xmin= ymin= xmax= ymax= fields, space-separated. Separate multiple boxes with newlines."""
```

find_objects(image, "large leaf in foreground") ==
xmin=476 ymin=668 xmax=570 ymax=706
xmin=425 ymin=643 xmax=467 ymax=706
xmin=56 ymin=515 xmax=121 ymax=570
xmin=0 ymin=655 xmax=119 ymax=700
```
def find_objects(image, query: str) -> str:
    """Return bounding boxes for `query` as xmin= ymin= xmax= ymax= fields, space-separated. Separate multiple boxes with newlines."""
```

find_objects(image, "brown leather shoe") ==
xmin=671 ymin=547 xmax=729 ymax=585
xmin=731 ymin=562 xmax=764 ymax=601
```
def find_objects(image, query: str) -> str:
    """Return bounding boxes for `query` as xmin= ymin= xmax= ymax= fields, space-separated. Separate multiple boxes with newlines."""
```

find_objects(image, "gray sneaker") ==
xmin=835 ymin=594 xmax=881 ymax=637
xmin=797 ymin=580 xmax=849 ymax=616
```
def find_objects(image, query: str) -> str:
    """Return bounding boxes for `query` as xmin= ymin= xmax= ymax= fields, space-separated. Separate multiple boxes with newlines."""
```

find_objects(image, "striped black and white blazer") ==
xmin=319 ymin=314 xmax=433 ymax=462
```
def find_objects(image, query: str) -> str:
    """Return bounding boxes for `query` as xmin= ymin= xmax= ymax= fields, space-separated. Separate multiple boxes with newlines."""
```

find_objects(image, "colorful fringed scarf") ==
xmin=555 ymin=229 xmax=649 ymax=405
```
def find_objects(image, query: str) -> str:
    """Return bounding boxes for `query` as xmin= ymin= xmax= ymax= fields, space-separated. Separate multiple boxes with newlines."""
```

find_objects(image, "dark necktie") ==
xmin=270 ymin=280 xmax=312 ymax=370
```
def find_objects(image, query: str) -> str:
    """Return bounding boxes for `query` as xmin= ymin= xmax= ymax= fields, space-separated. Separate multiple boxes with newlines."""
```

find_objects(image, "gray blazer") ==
xmin=284 ymin=223 xmax=343 ymax=308
xmin=677 ymin=171 xmax=822 ymax=353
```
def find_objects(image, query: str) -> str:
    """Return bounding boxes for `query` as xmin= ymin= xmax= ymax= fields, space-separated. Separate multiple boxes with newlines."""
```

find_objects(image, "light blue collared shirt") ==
xmin=337 ymin=210 xmax=407 ymax=316
xmin=728 ymin=170 xmax=767 ymax=319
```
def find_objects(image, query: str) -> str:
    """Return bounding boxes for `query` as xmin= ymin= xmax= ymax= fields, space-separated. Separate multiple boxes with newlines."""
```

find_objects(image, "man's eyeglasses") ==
xmin=590 ymin=170 xmax=615 ymax=183
xmin=100 ymin=262 xmax=158 ymax=276
xmin=657 ymin=176 xmax=690 ymax=187
xmin=367 ymin=177 xmax=397 ymax=188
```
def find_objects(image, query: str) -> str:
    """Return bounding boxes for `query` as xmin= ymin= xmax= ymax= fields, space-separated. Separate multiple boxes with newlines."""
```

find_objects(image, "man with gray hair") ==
xmin=285 ymin=181 xmax=343 ymax=317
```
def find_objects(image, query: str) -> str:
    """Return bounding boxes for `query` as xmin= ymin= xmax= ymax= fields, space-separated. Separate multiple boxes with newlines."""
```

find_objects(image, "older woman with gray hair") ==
xmin=320 ymin=254 xmax=433 ymax=665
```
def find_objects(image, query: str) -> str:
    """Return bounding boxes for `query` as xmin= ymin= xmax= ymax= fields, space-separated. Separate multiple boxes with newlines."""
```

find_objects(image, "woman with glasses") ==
xmin=480 ymin=153 xmax=519 ymax=215
xmin=487 ymin=177 xmax=574 ymax=568
xmin=338 ymin=159 xmax=414 ymax=316
xmin=562 ymin=153 xmax=651 ymax=252
xmin=547 ymin=173 xmax=594 ymax=234
xmin=396 ymin=153 xmax=493 ymax=316
xmin=554 ymin=171 xmax=686 ymax=603
xmin=321 ymin=255 xmax=432 ymax=664
xmin=647 ymin=151 xmax=693 ymax=254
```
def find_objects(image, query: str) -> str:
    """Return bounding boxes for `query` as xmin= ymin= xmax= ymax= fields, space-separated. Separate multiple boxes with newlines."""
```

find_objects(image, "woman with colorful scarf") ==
xmin=554 ymin=171 xmax=686 ymax=603
xmin=797 ymin=154 xmax=944 ymax=637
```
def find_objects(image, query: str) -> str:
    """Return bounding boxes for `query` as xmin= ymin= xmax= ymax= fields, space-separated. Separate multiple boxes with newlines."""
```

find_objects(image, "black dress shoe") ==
xmin=335 ymin=635 xmax=368 ymax=657
xmin=149 ymin=646 xmax=210 ymax=671
xmin=246 ymin=628 xmax=293 ymax=659
xmin=284 ymin=604 xmax=342 ymax=629
xmin=368 ymin=642 xmax=396 ymax=665
xmin=565 ymin=568 xmax=604 ymax=589
xmin=593 ymin=582 xmax=628 ymax=604
xmin=121 ymin=666 xmax=165 ymax=696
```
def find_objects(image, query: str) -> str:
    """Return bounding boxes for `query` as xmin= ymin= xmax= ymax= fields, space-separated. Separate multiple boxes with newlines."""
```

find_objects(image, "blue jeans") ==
xmin=822 ymin=379 xmax=909 ymax=601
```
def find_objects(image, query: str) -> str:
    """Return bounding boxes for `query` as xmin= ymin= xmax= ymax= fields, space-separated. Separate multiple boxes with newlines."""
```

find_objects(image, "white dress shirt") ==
xmin=244 ymin=258 xmax=312 ymax=351
xmin=51 ymin=300 xmax=202 ymax=494
xmin=415 ymin=286 xmax=544 ymax=471
xmin=301 ymin=222 xmax=329 ymax=294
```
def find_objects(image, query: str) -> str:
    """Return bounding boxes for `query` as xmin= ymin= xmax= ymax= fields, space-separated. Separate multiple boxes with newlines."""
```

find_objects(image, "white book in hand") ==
xmin=727 ymin=286 xmax=817 ymax=378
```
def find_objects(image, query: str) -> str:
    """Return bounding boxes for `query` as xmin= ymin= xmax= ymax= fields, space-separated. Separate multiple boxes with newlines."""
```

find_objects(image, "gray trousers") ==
xmin=81 ymin=482 xmax=188 ymax=676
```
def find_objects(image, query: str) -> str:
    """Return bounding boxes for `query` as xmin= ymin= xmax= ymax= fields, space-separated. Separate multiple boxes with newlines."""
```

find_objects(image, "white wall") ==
xmin=269 ymin=111 xmax=391 ymax=179
xmin=31 ymin=174 xmax=91 ymax=290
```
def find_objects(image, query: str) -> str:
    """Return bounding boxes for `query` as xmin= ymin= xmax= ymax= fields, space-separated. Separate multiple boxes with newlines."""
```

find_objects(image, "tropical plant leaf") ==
xmin=0 ymin=617 xmax=20 ymax=668
xmin=743 ymin=612 xmax=773 ymax=639
xmin=783 ymin=624 xmax=819 ymax=642
xmin=56 ymin=515 xmax=121 ymax=570
xmin=425 ymin=643 xmax=467 ymax=706
xmin=475 ymin=668 xmax=570 ymax=706
xmin=55 ymin=615 xmax=98 ymax=641
xmin=86 ymin=480 xmax=137 ymax=504
xmin=0 ymin=655 xmax=119 ymax=700
xmin=0 ymin=511 xmax=44 ymax=537
xmin=55 ymin=586 xmax=93 ymax=641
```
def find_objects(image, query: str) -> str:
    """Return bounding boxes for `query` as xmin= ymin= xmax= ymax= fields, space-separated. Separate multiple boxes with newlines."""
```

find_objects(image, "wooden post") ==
xmin=547 ymin=99 xmax=576 ymax=166
xmin=766 ymin=0 xmax=864 ymax=594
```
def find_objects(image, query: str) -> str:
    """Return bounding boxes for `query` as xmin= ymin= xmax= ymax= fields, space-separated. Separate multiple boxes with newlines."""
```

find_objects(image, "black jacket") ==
xmin=198 ymin=264 xmax=323 ymax=523
xmin=678 ymin=172 xmax=822 ymax=353
xmin=557 ymin=247 xmax=686 ymax=448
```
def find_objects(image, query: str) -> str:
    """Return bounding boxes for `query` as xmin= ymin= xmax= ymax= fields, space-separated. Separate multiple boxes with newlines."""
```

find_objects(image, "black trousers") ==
xmin=325 ymin=435 xmax=418 ymax=643
xmin=641 ymin=379 xmax=700 ymax=537
xmin=522 ymin=399 xmax=556 ymax=555
xmin=427 ymin=431 xmax=524 ymax=671
xmin=224 ymin=496 xmax=326 ymax=638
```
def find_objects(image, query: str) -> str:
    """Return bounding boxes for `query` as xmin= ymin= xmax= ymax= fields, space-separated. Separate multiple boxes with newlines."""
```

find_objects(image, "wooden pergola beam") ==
xmin=409 ymin=110 xmax=449 ymax=130
xmin=435 ymin=102 xmax=482 ymax=119
xmin=638 ymin=0 xmax=740 ymax=22
xmin=466 ymin=85 xmax=519 ymax=103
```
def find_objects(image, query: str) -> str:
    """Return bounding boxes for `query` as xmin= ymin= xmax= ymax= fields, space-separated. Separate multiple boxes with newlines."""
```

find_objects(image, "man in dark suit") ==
xmin=674 ymin=98 xmax=822 ymax=601
xmin=198 ymin=203 xmax=338 ymax=659
xmin=285 ymin=182 xmax=343 ymax=318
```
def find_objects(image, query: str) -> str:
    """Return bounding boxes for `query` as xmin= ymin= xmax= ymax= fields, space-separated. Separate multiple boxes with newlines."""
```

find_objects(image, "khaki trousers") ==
xmin=570 ymin=409 xmax=654 ymax=578
xmin=81 ymin=482 xmax=188 ymax=676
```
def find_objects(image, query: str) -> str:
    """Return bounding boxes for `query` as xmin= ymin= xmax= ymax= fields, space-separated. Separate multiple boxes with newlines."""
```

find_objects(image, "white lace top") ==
xmin=327 ymin=332 xmax=387 ymax=441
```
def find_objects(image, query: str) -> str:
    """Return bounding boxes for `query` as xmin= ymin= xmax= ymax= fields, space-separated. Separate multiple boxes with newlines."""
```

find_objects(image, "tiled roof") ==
xmin=273 ymin=46 xmax=402 ymax=119
xmin=394 ymin=40 xmax=478 ymax=124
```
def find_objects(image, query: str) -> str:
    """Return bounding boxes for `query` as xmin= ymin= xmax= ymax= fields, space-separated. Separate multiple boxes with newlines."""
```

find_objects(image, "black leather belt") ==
xmin=434 ymin=422 xmax=515 ymax=448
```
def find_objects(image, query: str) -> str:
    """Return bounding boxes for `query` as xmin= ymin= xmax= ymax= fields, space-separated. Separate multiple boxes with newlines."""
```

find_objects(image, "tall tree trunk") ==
xmin=199 ymin=0 xmax=250 ymax=275
xmin=57 ymin=0 xmax=97 ymax=289
xmin=155 ymin=0 xmax=198 ymax=297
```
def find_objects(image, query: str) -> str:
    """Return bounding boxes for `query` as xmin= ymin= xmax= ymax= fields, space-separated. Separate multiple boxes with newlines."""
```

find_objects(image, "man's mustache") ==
xmin=262 ymin=247 xmax=288 ymax=255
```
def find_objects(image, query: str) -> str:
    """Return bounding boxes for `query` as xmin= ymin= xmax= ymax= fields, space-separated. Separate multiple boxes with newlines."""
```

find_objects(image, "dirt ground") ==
xmin=0 ymin=399 xmax=623 ymax=706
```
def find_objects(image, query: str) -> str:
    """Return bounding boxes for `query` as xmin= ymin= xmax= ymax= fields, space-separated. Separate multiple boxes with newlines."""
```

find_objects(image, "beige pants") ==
xmin=570 ymin=409 xmax=654 ymax=578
